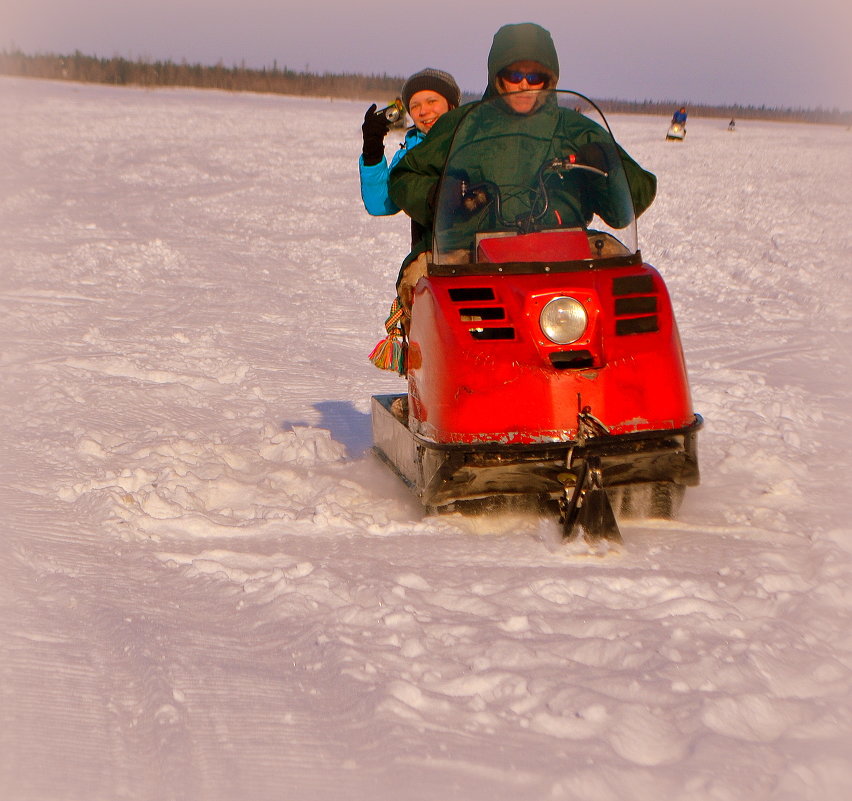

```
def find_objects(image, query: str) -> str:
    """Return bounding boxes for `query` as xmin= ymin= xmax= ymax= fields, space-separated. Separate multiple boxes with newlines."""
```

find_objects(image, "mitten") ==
xmin=362 ymin=105 xmax=391 ymax=165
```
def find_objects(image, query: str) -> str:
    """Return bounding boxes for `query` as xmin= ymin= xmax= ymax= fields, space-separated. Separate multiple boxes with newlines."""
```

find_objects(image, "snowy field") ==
xmin=1 ymin=76 xmax=851 ymax=800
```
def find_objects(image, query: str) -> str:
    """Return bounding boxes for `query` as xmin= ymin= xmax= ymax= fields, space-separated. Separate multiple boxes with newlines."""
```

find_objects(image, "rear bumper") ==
xmin=372 ymin=394 xmax=702 ymax=507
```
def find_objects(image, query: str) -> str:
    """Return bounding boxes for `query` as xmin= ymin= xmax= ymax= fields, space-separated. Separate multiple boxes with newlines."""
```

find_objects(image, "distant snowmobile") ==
xmin=666 ymin=121 xmax=686 ymax=141
xmin=371 ymin=91 xmax=702 ymax=545
xmin=667 ymin=107 xmax=688 ymax=140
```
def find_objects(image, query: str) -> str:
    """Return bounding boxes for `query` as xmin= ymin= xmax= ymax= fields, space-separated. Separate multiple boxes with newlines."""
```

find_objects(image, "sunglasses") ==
xmin=499 ymin=70 xmax=548 ymax=86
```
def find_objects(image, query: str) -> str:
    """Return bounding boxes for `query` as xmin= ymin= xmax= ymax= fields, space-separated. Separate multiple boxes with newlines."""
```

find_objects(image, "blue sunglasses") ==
xmin=499 ymin=70 xmax=548 ymax=86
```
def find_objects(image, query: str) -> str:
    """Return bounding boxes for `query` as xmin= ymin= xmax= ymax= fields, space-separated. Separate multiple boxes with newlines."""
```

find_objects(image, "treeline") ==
xmin=0 ymin=49 xmax=404 ymax=100
xmin=594 ymin=97 xmax=850 ymax=126
xmin=2 ymin=49 xmax=849 ymax=125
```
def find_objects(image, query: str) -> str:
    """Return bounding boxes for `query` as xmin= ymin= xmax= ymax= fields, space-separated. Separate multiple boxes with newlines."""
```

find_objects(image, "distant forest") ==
xmin=2 ymin=49 xmax=849 ymax=125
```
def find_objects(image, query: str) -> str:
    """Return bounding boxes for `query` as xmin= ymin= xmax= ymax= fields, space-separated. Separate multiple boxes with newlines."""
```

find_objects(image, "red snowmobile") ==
xmin=372 ymin=91 xmax=701 ymax=543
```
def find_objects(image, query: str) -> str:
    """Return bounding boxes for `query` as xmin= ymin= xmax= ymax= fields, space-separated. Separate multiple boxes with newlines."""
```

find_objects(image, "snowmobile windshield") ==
xmin=432 ymin=90 xmax=639 ymax=268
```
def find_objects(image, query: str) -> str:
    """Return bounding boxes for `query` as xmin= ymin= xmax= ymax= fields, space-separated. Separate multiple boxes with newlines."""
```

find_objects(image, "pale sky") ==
xmin=2 ymin=0 xmax=850 ymax=110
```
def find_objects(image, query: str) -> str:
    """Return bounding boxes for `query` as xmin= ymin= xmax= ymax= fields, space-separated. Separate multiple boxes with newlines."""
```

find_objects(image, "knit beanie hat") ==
xmin=401 ymin=68 xmax=461 ymax=112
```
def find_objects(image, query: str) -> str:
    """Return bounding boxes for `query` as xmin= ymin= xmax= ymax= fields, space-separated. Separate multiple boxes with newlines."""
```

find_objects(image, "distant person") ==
xmin=672 ymin=106 xmax=688 ymax=126
xmin=728 ymin=118 xmax=736 ymax=131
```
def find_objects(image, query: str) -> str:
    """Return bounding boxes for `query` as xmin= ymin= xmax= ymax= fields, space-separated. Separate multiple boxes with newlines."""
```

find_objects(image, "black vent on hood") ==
xmin=615 ymin=296 xmax=657 ymax=315
xmin=616 ymin=316 xmax=658 ymax=335
xmin=469 ymin=327 xmax=515 ymax=341
xmin=459 ymin=307 xmax=505 ymax=321
xmin=612 ymin=275 xmax=654 ymax=296
xmin=449 ymin=287 xmax=496 ymax=302
xmin=613 ymin=274 xmax=659 ymax=335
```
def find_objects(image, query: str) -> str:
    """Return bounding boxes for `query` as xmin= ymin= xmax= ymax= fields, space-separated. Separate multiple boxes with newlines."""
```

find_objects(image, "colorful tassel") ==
xmin=369 ymin=297 xmax=408 ymax=375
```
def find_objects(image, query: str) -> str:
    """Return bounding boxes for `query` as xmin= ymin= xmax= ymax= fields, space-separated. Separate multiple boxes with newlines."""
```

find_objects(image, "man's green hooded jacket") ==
xmin=388 ymin=23 xmax=657 ymax=256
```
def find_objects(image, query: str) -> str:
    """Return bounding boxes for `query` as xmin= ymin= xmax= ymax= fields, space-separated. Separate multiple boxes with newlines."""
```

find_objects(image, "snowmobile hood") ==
xmin=484 ymin=22 xmax=560 ymax=100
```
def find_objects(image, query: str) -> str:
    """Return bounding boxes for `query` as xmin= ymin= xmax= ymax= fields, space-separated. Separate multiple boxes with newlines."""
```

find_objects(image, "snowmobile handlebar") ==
xmin=546 ymin=156 xmax=608 ymax=179
xmin=452 ymin=157 xmax=609 ymax=234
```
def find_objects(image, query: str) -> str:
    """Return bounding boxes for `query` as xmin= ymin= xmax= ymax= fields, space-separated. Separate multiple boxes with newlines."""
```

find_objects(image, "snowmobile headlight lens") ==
xmin=540 ymin=296 xmax=588 ymax=344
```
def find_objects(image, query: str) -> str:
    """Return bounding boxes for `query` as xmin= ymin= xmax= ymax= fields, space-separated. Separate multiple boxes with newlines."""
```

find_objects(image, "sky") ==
xmin=2 ymin=0 xmax=850 ymax=110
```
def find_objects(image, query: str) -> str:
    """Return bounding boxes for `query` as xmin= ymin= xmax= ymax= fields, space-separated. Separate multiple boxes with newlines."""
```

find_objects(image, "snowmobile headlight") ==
xmin=540 ymin=296 xmax=588 ymax=344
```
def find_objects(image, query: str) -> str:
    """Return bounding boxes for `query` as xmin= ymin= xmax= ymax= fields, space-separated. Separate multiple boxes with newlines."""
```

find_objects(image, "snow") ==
xmin=1 ymin=76 xmax=851 ymax=800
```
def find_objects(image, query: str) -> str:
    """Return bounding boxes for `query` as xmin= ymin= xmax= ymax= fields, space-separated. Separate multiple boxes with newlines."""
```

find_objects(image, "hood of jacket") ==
xmin=484 ymin=23 xmax=559 ymax=99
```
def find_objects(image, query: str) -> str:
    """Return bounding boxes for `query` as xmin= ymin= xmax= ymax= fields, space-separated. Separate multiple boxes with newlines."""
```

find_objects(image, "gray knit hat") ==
xmin=401 ymin=68 xmax=461 ymax=112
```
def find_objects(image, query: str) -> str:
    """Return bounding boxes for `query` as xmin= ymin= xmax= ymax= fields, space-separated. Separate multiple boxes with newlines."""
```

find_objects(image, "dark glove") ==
xmin=434 ymin=172 xmax=490 ymax=217
xmin=573 ymin=143 xmax=611 ymax=173
xmin=362 ymin=104 xmax=391 ymax=166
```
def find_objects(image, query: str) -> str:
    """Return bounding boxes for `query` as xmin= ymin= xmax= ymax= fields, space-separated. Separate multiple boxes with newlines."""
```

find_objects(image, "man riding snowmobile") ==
xmin=389 ymin=21 xmax=657 ymax=302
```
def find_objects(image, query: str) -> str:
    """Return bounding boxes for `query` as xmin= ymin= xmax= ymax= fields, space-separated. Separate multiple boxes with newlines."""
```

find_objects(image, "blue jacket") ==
xmin=359 ymin=127 xmax=426 ymax=216
xmin=672 ymin=109 xmax=687 ymax=125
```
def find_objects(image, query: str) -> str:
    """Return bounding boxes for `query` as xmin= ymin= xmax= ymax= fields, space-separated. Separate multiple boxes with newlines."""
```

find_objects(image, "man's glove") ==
xmin=573 ymin=142 xmax=611 ymax=173
xmin=433 ymin=172 xmax=490 ymax=217
xmin=362 ymin=105 xmax=391 ymax=166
